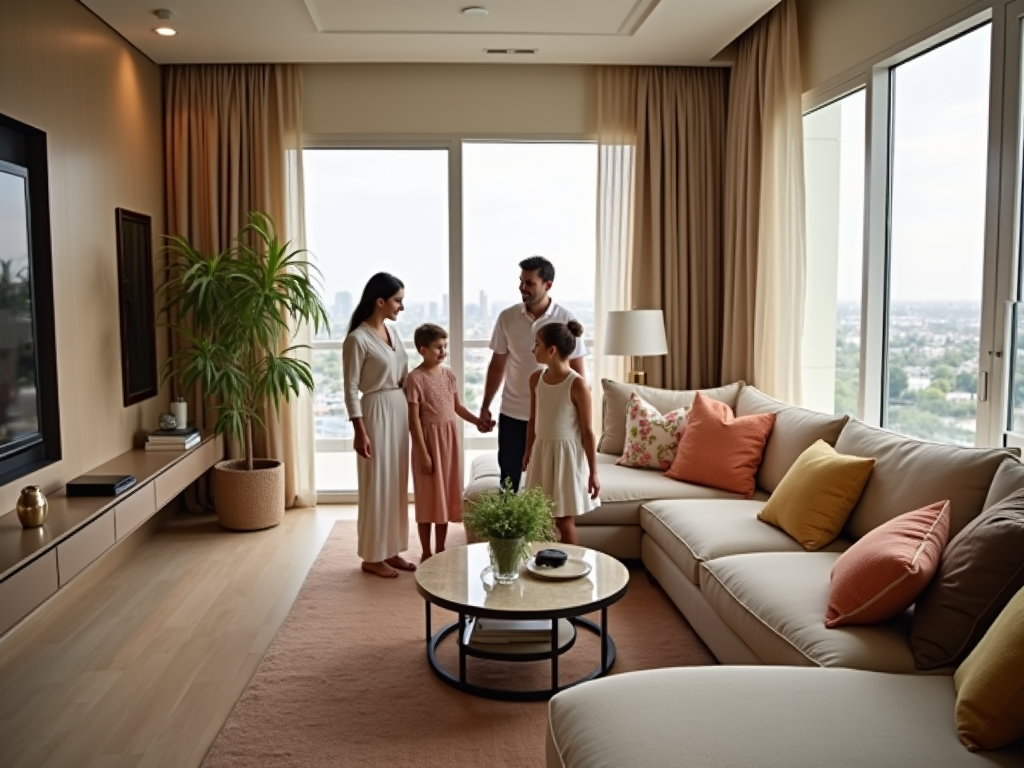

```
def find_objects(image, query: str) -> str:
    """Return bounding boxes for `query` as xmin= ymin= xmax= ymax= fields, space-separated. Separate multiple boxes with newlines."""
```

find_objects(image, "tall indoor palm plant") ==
xmin=160 ymin=211 xmax=329 ymax=529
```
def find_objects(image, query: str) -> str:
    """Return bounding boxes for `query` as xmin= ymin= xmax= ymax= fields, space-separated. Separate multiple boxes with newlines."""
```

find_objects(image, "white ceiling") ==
xmin=79 ymin=0 xmax=778 ymax=65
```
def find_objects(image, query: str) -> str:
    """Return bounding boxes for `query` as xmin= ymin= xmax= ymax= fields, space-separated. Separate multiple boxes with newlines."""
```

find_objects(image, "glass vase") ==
xmin=488 ymin=538 xmax=526 ymax=584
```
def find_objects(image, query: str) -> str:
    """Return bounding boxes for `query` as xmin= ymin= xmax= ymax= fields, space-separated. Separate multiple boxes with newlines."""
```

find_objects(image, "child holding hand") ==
xmin=523 ymin=320 xmax=600 ymax=546
xmin=405 ymin=323 xmax=490 ymax=561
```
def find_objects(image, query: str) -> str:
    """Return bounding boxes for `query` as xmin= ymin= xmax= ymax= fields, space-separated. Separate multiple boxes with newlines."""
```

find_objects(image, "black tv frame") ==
xmin=0 ymin=111 xmax=62 ymax=487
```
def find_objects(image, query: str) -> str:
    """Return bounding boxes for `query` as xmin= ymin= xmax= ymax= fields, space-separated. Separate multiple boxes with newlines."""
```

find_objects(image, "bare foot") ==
xmin=361 ymin=561 xmax=399 ymax=579
xmin=385 ymin=555 xmax=417 ymax=572
xmin=420 ymin=551 xmax=432 ymax=563
xmin=436 ymin=546 xmax=445 ymax=555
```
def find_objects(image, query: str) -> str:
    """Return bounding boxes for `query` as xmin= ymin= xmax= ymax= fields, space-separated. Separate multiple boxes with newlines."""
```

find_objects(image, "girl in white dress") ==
xmin=523 ymin=320 xmax=600 ymax=545
xmin=342 ymin=273 xmax=416 ymax=578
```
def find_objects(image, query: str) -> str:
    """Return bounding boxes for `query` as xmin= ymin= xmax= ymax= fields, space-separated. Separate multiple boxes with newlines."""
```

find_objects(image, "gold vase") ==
xmin=16 ymin=485 xmax=48 ymax=529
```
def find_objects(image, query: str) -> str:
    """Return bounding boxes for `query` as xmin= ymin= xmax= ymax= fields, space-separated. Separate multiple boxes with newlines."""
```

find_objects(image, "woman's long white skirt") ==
xmin=356 ymin=389 xmax=410 ymax=562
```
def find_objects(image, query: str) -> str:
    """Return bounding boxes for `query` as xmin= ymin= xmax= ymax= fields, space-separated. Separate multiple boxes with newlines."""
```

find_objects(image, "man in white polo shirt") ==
xmin=479 ymin=256 xmax=587 ymax=491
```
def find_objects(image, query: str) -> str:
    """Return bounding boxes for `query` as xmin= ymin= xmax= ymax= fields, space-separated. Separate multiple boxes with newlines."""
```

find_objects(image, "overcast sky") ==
xmin=303 ymin=142 xmax=597 ymax=323
xmin=836 ymin=23 xmax=991 ymax=304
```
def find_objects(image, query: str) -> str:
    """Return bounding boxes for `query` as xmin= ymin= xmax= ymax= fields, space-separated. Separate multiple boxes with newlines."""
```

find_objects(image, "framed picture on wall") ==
xmin=115 ymin=208 xmax=158 ymax=406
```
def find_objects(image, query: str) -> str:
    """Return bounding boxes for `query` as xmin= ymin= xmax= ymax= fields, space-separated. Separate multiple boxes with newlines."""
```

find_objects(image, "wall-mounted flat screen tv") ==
xmin=0 ymin=113 xmax=60 ymax=486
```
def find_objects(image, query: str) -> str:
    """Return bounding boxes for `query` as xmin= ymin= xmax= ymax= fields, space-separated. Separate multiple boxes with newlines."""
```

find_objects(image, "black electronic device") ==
xmin=66 ymin=474 xmax=137 ymax=497
xmin=534 ymin=548 xmax=568 ymax=568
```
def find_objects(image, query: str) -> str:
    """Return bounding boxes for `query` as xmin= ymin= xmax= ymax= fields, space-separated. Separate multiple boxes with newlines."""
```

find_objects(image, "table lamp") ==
xmin=603 ymin=310 xmax=669 ymax=385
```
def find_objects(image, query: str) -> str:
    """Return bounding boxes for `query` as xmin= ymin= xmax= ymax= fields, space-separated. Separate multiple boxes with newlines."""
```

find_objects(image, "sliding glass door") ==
xmin=305 ymin=142 xmax=596 ymax=495
xmin=305 ymin=148 xmax=450 ymax=493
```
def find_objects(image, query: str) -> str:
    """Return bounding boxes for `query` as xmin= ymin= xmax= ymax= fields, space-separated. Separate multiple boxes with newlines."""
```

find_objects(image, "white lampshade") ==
xmin=603 ymin=310 xmax=669 ymax=357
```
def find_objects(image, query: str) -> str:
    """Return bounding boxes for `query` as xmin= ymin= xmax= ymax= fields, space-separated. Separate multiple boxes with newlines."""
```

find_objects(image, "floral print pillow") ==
xmin=616 ymin=392 xmax=689 ymax=470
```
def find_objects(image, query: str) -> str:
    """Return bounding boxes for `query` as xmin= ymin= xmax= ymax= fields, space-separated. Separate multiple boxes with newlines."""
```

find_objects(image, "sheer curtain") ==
xmin=164 ymin=64 xmax=315 ymax=508
xmin=722 ymin=0 xmax=807 ymax=404
xmin=594 ymin=68 xmax=636 ymax=430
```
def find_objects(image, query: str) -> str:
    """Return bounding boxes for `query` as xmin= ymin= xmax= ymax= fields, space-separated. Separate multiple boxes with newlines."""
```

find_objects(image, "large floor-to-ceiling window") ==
xmin=803 ymin=18 xmax=997 ymax=448
xmin=306 ymin=142 xmax=597 ymax=496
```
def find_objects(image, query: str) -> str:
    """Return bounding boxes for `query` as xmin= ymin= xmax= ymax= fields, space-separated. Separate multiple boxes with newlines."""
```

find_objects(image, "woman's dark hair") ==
xmin=537 ymin=320 xmax=583 ymax=359
xmin=348 ymin=272 xmax=404 ymax=334
xmin=414 ymin=323 xmax=448 ymax=350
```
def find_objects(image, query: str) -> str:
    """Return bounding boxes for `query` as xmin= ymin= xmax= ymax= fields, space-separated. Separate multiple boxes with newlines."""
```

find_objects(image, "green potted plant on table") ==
xmin=160 ymin=211 xmax=329 ymax=531
xmin=462 ymin=481 xmax=557 ymax=584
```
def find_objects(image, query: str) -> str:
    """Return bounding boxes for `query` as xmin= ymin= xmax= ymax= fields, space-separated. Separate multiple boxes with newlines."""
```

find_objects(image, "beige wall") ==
xmin=303 ymin=64 xmax=597 ymax=137
xmin=797 ymin=0 xmax=979 ymax=91
xmin=0 ymin=0 xmax=166 ymax=511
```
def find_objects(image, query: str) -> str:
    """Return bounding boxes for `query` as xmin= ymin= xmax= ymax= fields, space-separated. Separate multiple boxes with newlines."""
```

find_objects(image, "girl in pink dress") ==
xmin=405 ymin=323 xmax=490 ymax=561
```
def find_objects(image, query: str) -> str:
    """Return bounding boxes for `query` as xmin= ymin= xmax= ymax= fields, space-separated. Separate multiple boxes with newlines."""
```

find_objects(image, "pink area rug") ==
xmin=201 ymin=521 xmax=715 ymax=768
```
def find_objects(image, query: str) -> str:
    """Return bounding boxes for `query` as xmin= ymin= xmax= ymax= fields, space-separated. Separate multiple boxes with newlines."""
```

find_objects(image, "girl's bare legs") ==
xmin=418 ymin=523 xmax=433 ymax=561
xmin=555 ymin=517 xmax=578 ymax=546
xmin=435 ymin=523 xmax=448 ymax=554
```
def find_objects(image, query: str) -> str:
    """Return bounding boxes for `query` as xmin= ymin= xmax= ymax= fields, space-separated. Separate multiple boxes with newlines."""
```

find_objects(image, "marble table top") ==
xmin=415 ymin=542 xmax=629 ymax=617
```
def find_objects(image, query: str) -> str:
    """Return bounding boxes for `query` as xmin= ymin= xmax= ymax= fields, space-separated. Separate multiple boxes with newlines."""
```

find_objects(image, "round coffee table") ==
xmin=414 ymin=542 xmax=629 ymax=701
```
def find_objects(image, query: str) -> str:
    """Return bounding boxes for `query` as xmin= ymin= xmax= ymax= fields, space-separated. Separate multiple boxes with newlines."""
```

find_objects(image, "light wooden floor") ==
xmin=0 ymin=505 xmax=359 ymax=768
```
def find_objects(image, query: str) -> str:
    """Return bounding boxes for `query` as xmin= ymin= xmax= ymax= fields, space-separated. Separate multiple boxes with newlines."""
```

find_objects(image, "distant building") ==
xmin=334 ymin=291 xmax=353 ymax=324
xmin=442 ymin=293 xmax=449 ymax=318
xmin=429 ymin=301 xmax=438 ymax=319
xmin=479 ymin=290 xmax=489 ymax=321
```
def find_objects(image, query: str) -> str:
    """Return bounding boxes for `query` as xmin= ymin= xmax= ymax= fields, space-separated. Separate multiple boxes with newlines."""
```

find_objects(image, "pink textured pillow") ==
xmin=826 ymin=500 xmax=951 ymax=628
xmin=617 ymin=392 xmax=688 ymax=470
xmin=664 ymin=392 xmax=775 ymax=499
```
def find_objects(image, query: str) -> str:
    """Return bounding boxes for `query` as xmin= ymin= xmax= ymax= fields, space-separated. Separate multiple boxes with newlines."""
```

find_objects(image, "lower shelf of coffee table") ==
xmin=464 ymin=617 xmax=576 ymax=659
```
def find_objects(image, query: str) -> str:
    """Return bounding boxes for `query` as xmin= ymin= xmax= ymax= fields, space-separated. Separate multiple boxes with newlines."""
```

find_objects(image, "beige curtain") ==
xmin=595 ymin=68 xmax=636 ymax=429
xmin=722 ymin=0 xmax=807 ymax=404
xmin=630 ymin=67 xmax=728 ymax=390
xmin=164 ymin=64 xmax=315 ymax=509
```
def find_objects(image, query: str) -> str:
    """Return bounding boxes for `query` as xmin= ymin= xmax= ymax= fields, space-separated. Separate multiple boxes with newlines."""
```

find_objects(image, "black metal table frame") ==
xmin=420 ymin=587 xmax=626 ymax=702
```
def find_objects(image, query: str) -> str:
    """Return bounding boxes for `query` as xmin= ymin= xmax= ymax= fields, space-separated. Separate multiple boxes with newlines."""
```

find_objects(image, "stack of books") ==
xmin=145 ymin=426 xmax=201 ymax=451
xmin=467 ymin=618 xmax=553 ymax=645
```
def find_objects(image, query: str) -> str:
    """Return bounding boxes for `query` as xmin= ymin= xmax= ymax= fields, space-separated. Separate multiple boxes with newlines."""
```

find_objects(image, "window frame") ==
xmin=304 ymin=136 xmax=598 ymax=501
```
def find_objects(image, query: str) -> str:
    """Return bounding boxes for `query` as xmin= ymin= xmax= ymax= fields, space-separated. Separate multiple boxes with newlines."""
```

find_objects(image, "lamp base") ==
xmin=625 ymin=371 xmax=647 ymax=385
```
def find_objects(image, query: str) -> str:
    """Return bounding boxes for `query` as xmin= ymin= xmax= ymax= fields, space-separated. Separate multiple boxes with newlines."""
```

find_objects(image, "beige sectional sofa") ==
xmin=464 ymin=380 xmax=1024 ymax=766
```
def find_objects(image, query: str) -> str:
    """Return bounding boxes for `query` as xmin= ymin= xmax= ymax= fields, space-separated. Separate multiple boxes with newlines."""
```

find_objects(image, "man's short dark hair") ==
xmin=519 ymin=256 xmax=555 ymax=284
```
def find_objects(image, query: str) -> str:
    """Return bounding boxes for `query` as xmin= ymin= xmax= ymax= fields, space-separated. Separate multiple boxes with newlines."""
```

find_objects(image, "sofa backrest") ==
xmin=597 ymin=379 xmax=744 ymax=456
xmin=835 ymin=419 xmax=1012 ymax=540
xmin=734 ymin=386 xmax=849 ymax=494
xmin=983 ymin=456 xmax=1024 ymax=510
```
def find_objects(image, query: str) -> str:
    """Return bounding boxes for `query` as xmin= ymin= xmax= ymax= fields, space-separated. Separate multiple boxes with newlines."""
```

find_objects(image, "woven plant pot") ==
xmin=212 ymin=459 xmax=285 ymax=531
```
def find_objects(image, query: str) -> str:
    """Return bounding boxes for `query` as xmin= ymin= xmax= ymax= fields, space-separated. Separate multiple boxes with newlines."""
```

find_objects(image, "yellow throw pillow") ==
xmin=757 ymin=440 xmax=875 ymax=551
xmin=954 ymin=586 xmax=1024 ymax=752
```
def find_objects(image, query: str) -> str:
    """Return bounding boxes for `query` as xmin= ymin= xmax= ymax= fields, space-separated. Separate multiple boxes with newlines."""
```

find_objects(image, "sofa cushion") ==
xmin=835 ymin=419 xmax=1009 ymax=540
xmin=616 ymin=392 xmax=687 ymax=470
xmin=598 ymin=379 xmax=743 ymax=456
xmin=826 ymin=500 xmax=950 ymax=627
xmin=641 ymin=499 xmax=850 ymax=584
xmin=983 ymin=457 xmax=1024 ymax=510
xmin=735 ymin=386 xmax=849 ymax=492
xmin=665 ymin=393 xmax=776 ymax=499
xmin=954 ymin=587 xmax=1024 ymax=752
xmin=912 ymin=489 xmax=1024 ymax=670
xmin=465 ymin=454 xmax=767 ymax=528
xmin=546 ymin=667 xmax=1024 ymax=768
xmin=757 ymin=440 xmax=875 ymax=551
xmin=699 ymin=553 xmax=920 ymax=672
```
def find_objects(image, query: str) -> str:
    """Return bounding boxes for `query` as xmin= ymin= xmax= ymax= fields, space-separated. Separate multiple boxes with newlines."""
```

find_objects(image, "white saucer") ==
xmin=526 ymin=557 xmax=592 ymax=580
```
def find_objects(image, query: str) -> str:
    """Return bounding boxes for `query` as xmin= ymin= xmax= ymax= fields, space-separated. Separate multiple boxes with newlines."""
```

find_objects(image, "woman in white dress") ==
xmin=343 ymin=273 xmax=416 ymax=578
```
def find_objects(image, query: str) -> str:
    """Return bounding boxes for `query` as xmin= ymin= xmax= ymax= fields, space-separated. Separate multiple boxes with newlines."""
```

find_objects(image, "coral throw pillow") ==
xmin=617 ymin=392 xmax=688 ymax=470
xmin=757 ymin=440 xmax=875 ymax=551
xmin=825 ymin=500 xmax=951 ymax=628
xmin=664 ymin=392 xmax=776 ymax=499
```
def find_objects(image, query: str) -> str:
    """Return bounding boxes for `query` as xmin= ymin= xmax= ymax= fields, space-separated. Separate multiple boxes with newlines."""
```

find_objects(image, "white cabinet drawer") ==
xmin=114 ymin=483 xmax=157 ymax=540
xmin=155 ymin=439 xmax=218 ymax=508
xmin=0 ymin=549 xmax=58 ymax=635
xmin=57 ymin=511 xmax=115 ymax=586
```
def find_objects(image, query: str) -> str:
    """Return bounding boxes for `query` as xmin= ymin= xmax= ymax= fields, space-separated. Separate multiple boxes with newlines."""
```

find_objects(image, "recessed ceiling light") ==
xmin=461 ymin=6 xmax=490 ymax=19
xmin=153 ymin=8 xmax=176 ymax=35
